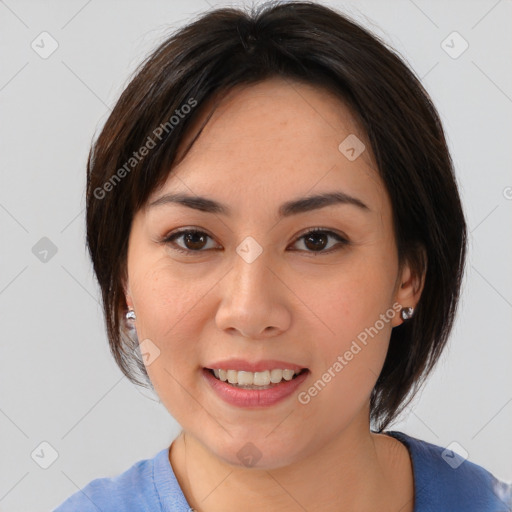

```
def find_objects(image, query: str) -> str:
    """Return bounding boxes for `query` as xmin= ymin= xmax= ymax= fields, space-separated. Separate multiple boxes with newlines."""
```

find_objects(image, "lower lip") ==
xmin=202 ymin=368 xmax=309 ymax=408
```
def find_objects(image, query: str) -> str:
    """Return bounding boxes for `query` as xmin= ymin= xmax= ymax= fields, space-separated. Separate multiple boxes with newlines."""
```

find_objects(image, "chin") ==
xmin=205 ymin=432 xmax=307 ymax=471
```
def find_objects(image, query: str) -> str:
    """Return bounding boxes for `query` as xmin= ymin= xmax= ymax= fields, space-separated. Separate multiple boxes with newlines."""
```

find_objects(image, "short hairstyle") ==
xmin=86 ymin=0 xmax=467 ymax=431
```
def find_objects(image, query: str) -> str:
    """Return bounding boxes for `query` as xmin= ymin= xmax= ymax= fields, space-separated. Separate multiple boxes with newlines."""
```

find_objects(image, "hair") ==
xmin=85 ymin=0 xmax=467 ymax=432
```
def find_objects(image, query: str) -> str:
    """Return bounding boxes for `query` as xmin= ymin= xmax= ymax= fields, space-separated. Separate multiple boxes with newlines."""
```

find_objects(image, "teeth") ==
xmin=237 ymin=371 xmax=253 ymax=385
xmin=211 ymin=368 xmax=302 ymax=386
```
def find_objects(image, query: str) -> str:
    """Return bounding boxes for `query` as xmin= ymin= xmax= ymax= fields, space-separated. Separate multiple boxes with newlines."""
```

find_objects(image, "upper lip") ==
xmin=205 ymin=359 xmax=308 ymax=373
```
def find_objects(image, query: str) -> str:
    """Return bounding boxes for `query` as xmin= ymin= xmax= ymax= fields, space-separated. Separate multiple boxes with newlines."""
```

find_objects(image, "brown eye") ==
xmin=180 ymin=231 xmax=208 ymax=250
xmin=304 ymin=231 xmax=329 ymax=251
xmin=291 ymin=228 xmax=349 ymax=254
xmin=163 ymin=229 xmax=218 ymax=255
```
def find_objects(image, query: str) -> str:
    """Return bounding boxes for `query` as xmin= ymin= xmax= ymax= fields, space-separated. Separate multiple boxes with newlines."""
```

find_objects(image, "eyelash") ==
xmin=161 ymin=227 xmax=349 ymax=257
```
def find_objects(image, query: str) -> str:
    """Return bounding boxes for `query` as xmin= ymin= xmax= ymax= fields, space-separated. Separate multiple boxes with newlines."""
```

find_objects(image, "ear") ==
xmin=390 ymin=251 xmax=427 ymax=327
xmin=122 ymin=273 xmax=134 ymax=310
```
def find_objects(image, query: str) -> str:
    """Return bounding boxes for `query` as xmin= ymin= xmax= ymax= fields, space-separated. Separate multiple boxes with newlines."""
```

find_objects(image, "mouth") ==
xmin=204 ymin=367 xmax=309 ymax=390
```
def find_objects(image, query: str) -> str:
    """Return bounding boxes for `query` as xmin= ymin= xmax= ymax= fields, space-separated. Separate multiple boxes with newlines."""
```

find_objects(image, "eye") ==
xmin=162 ymin=228 xmax=219 ymax=256
xmin=161 ymin=227 xmax=349 ymax=256
xmin=289 ymin=227 xmax=349 ymax=254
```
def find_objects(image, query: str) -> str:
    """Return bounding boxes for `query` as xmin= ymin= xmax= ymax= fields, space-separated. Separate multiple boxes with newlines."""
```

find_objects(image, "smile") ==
xmin=207 ymin=368 xmax=307 ymax=388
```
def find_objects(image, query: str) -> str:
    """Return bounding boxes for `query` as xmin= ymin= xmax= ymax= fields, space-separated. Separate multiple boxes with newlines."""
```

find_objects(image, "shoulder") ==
xmin=385 ymin=430 xmax=512 ymax=512
xmin=53 ymin=448 xmax=174 ymax=512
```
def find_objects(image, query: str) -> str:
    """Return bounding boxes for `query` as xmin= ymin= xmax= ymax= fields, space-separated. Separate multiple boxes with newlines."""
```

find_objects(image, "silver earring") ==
xmin=400 ymin=306 xmax=414 ymax=321
xmin=125 ymin=309 xmax=136 ymax=330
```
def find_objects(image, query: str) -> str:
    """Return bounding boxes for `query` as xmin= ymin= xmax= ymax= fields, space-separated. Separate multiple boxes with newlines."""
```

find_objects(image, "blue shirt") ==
xmin=53 ymin=430 xmax=512 ymax=511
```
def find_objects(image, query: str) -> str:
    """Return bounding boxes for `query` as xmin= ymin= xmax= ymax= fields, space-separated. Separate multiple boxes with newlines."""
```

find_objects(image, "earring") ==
xmin=125 ymin=309 xmax=136 ymax=330
xmin=400 ymin=306 xmax=414 ymax=321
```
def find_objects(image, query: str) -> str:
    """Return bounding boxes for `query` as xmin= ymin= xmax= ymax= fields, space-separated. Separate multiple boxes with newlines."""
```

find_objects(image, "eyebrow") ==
xmin=148 ymin=191 xmax=370 ymax=217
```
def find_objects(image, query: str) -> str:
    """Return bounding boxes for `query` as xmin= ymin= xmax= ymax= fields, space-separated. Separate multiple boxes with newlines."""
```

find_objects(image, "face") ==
xmin=124 ymin=77 xmax=420 ymax=469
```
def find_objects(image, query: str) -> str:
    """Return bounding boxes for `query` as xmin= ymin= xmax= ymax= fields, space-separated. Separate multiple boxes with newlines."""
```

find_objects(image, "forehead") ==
xmin=147 ymin=78 xmax=386 ymax=215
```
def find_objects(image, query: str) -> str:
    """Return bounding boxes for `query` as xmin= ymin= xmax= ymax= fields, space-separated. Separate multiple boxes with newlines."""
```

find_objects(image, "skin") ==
xmin=123 ymin=77 xmax=425 ymax=511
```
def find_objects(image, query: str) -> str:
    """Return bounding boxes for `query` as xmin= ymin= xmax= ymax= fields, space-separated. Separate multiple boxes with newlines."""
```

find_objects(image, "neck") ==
xmin=169 ymin=414 xmax=413 ymax=511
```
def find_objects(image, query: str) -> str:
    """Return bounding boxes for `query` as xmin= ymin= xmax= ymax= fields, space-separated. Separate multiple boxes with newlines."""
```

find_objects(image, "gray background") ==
xmin=0 ymin=0 xmax=511 ymax=510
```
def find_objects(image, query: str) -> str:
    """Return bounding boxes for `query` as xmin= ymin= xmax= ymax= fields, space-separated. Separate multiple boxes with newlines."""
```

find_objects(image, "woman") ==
xmin=54 ymin=1 xmax=511 ymax=511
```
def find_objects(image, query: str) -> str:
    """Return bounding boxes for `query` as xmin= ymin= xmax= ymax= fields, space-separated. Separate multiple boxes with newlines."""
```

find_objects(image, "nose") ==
xmin=214 ymin=247 xmax=292 ymax=340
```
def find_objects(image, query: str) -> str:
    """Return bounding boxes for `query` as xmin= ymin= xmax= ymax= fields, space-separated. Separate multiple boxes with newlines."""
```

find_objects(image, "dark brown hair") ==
xmin=85 ymin=0 xmax=467 ymax=431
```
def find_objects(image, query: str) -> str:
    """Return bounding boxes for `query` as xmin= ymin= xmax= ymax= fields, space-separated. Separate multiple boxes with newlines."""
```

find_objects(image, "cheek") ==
xmin=128 ymin=264 xmax=209 ymax=398
xmin=297 ymin=284 xmax=393 ymax=434
xmin=135 ymin=266 xmax=210 ymax=421
xmin=300 ymin=258 xmax=395 ymax=345
xmin=131 ymin=261 xmax=210 ymax=340
xmin=296 ymin=256 xmax=396 ymax=401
